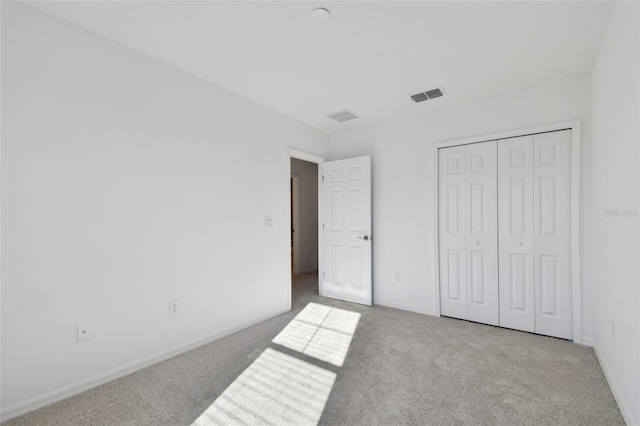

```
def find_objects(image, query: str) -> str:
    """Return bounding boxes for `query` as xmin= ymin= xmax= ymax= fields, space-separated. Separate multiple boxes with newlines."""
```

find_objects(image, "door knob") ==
xmin=358 ymin=236 xmax=370 ymax=241
xmin=516 ymin=242 xmax=523 ymax=247
xmin=473 ymin=241 xmax=480 ymax=246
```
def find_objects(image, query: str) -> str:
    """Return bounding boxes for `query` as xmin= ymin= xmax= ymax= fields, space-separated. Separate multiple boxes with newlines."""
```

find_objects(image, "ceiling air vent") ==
xmin=411 ymin=93 xmax=429 ymax=103
xmin=327 ymin=110 xmax=359 ymax=123
xmin=411 ymin=87 xmax=445 ymax=103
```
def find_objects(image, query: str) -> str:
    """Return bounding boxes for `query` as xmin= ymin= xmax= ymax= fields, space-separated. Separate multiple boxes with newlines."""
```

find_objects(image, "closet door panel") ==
xmin=533 ymin=130 xmax=572 ymax=339
xmin=439 ymin=146 xmax=468 ymax=320
xmin=498 ymin=136 xmax=535 ymax=332
xmin=465 ymin=141 xmax=499 ymax=326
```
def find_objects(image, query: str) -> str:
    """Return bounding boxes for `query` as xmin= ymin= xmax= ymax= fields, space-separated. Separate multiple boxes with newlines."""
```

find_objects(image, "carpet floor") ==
xmin=4 ymin=273 xmax=625 ymax=425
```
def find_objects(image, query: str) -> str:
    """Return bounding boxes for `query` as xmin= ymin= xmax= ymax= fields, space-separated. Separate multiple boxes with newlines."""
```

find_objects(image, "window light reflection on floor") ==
xmin=192 ymin=303 xmax=361 ymax=426
xmin=272 ymin=303 xmax=361 ymax=367
xmin=192 ymin=348 xmax=336 ymax=426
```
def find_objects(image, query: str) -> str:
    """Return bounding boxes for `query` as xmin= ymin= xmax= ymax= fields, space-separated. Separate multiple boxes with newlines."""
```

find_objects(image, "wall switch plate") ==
xmin=393 ymin=272 xmax=400 ymax=283
xmin=169 ymin=300 xmax=179 ymax=317
xmin=264 ymin=216 xmax=274 ymax=228
xmin=77 ymin=322 xmax=92 ymax=341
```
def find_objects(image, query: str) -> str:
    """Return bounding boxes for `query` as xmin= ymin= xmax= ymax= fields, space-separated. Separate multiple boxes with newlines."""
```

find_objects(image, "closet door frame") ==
xmin=433 ymin=120 xmax=583 ymax=344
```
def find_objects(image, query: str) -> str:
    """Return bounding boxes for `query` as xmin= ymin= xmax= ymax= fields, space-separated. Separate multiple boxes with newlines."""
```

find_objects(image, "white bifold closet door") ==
xmin=498 ymin=135 xmax=535 ymax=332
xmin=440 ymin=129 xmax=572 ymax=340
xmin=533 ymin=131 xmax=572 ymax=338
xmin=439 ymin=141 xmax=499 ymax=326
xmin=498 ymin=130 xmax=572 ymax=339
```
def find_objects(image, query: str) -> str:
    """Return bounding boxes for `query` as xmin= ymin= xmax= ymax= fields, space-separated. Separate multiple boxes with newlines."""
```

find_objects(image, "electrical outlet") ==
xmin=393 ymin=272 xmax=400 ymax=283
xmin=169 ymin=300 xmax=179 ymax=317
xmin=77 ymin=322 xmax=92 ymax=342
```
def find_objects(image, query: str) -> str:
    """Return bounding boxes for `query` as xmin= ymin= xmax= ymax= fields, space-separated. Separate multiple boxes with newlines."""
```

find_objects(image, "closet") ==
xmin=438 ymin=129 xmax=573 ymax=339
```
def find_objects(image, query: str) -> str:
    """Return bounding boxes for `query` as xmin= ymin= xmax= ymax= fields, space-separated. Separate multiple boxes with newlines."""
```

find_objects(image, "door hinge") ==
xmin=322 ymin=175 xmax=325 ymax=181
xmin=323 ymin=223 xmax=325 ymax=230
xmin=323 ymin=272 xmax=325 ymax=278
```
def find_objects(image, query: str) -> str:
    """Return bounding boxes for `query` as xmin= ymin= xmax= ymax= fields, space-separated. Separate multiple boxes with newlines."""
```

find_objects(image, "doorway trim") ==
xmin=291 ymin=174 xmax=301 ymax=274
xmin=432 ymin=120 xmax=583 ymax=344
xmin=288 ymin=148 xmax=324 ymax=310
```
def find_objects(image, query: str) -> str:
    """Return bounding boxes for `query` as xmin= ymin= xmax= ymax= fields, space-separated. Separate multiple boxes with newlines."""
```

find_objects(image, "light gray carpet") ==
xmin=4 ymin=273 xmax=625 ymax=425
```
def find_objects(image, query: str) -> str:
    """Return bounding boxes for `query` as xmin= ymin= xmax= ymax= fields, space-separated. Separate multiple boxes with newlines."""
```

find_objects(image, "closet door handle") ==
xmin=473 ymin=241 xmax=480 ymax=246
xmin=515 ymin=242 xmax=523 ymax=247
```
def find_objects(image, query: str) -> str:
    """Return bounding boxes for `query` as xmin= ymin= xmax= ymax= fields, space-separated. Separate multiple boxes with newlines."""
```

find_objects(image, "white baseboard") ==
xmin=593 ymin=343 xmax=638 ymax=426
xmin=580 ymin=336 xmax=594 ymax=347
xmin=373 ymin=298 xmax=437 ymax=317
xmin=0 ymin=309 xmax=288 ymax=423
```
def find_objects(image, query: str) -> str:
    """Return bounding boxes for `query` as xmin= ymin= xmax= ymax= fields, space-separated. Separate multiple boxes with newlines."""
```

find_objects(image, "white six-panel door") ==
xmin=533 ymin=131 xmax=572 ymax=339
xmin=321 ymin=156 xmax=372 ymax=306
xmin=439 ymin=145 xmax=468 ymax=320
xmin=498 ymin=135 xmax=535 ymax=333
xmin=439 ymin=130 xmax=573 ymax=339
xmin=465 ymin=142 xmax=499 ymax=326
xmin=439 ymin=141 xmax=499 ymax=326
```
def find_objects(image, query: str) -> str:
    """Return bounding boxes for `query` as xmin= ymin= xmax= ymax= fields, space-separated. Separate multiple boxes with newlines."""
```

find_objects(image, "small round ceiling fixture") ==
xmin=310 ymin=7 xmax=331 ymax=23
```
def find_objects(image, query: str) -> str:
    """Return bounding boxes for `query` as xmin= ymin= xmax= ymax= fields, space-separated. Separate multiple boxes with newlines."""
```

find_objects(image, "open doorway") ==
xmin=290 ymin=157 xmax=319 ymax=299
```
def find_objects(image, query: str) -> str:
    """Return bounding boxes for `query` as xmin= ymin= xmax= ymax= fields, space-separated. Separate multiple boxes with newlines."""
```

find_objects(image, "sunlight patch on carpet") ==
xmin=192 ymin=348 xmax=336 ymax=426
xmin=272 ymin=303 xmax=361 ymax=367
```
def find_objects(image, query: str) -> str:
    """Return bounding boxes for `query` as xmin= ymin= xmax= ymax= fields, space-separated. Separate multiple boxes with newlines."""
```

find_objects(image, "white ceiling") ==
xmin=28 ymin=1 xmax=614 ymax=133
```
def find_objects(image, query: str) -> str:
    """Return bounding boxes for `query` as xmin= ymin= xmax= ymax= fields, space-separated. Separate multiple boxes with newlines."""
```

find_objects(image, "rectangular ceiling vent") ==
xmin=327 ymin=110 xmax=359 ymax=123
xmin=411 ymin=87 xmax=445 ymax=103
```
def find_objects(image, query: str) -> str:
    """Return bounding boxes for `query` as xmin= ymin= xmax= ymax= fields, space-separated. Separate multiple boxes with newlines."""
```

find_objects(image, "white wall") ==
xmin=290 ymin=158 xmax=318 ymax=274
xmin=590 ymin=2 xmax=639 ymax=424
xmin=327 ymin=74 xmax=594 ymax=340
xmin=0 ymin=2 xmax=327 ymax=418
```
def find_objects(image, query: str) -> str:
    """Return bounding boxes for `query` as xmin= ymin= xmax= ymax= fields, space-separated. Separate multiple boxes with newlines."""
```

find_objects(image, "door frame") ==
xmin=291 ymin=173 xmax=300 ymax=274
xmin=432 ymin=120 xmax=583 ymax=344
xmin=288 ymin=149 xmax=324 ymax=307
